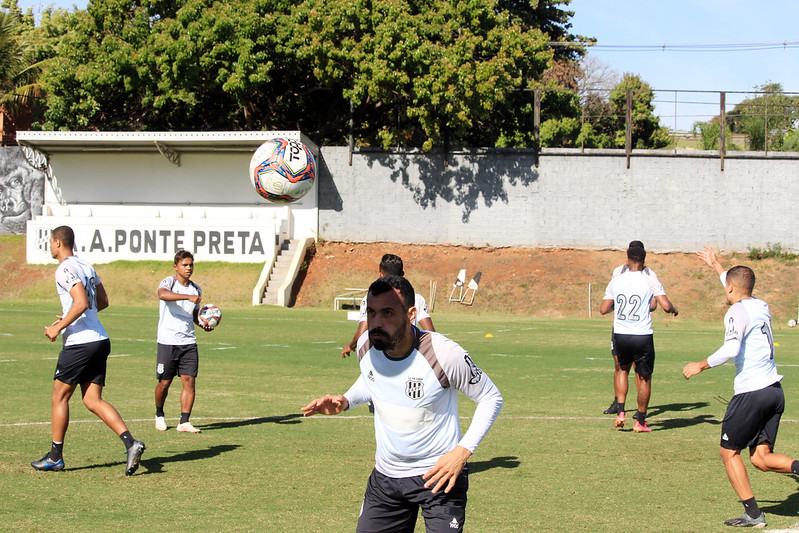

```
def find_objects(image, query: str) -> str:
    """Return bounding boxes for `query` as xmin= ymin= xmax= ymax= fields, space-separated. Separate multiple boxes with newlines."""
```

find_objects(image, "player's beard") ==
xmin=369 ymin=317 xmax=408 ymax=352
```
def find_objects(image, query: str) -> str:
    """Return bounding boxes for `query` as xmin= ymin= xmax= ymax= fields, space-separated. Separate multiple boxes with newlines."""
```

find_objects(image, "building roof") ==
xmin=15 ymin=130 xmax=319 ymax=155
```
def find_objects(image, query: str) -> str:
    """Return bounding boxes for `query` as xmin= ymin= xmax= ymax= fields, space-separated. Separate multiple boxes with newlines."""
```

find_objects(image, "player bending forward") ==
xmin=683 ymin=246 xmax=799 ymax=528
xmin=304 ymin=275 xmax=503 ymax=532
xmin=32 ymin=225 xmax=145 ymax=475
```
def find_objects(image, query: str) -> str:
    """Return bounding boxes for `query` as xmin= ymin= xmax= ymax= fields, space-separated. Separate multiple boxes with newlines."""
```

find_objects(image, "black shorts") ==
xmin=356 ymin=468 xmax=468 ymax=533
xmin=721 ymin=382 xmax=784 ymax=451
xmin=54 ymin=339 xmax=111 ymax=386
xmin=610 ymin=330 xmax=617 ymax=357
xmin=156 ymin=343 xmax=199 ymax=380
xmin=612 ymin=333 xmax=655 ymax=378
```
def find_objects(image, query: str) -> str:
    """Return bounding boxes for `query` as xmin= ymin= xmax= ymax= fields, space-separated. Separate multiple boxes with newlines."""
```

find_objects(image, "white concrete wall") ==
xmin=317 ymin=147 xmax=799 ymax=253
xmin=24 ymin=148 xmax=318 ymax=264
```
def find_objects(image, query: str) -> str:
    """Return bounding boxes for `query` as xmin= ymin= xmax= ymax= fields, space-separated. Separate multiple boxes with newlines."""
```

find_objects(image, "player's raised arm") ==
xmin=697 ymin=245 xmax=725 ymax=275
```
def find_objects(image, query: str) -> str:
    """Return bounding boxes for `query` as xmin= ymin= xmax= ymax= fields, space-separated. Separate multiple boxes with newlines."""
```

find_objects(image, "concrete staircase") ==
xmin=259 ymin=239 xmax=309 ymax=306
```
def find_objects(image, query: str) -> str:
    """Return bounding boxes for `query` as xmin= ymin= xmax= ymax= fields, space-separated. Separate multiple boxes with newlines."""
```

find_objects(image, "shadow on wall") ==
xmin=364 ymin=150 xmax=539 ymax=222
xmin=316 ymin=154 xmax=344 ymax=212
xmin=0 ymin=147 xmax=45 ymax=235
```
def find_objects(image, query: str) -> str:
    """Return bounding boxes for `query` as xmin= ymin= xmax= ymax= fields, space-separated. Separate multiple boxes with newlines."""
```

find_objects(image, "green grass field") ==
xmin=3 ymin=302 xmax=799 ymax=532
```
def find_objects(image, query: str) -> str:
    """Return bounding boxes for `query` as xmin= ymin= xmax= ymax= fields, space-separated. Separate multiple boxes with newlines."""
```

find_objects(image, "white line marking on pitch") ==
xmin=0 ymin=359 xmax=16 ymax=363
xmin=12 ymin=414 xmax=799 ymax=428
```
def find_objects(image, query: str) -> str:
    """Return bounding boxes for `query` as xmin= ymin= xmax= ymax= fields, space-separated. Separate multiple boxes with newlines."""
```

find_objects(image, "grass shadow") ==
xmin=759 ymin=478 xmax=799 ymax=517
xmin=66 ymin=444 xmax=241 ymax=475
xmin=647 ymin=402 xmax=710 ymax=418
xmin=651 ymin=414 xmax=720 ymax=431
xmin=140 ymin=444 xmax=242 ymax=475
xmin=198 ymin=414 xmax=303 ymax=431
xmin=468 ymin=456 xmax=521 ymax=474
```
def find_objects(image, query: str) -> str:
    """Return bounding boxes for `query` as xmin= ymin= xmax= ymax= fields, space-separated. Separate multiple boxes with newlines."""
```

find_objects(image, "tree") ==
xmin=727 ymin=82 xmax=799 ymax=151
xmin=39 ymin=0 xmax=583 ymax=149
xmin=0 ymin=0 xmax=73 ymax=131
xmin=599 ymin=73 xmax=670 ymax=149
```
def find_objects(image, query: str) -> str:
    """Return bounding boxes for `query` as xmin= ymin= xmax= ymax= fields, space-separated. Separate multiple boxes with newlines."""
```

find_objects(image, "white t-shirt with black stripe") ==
xmin=345 ymin=328 xmax=503 ymax=478
xmin=157 ymin=276 xmax=201 ymax=346
xmin=603 ymin=270 xmax=665 ymax=336
xmin=55 ymin=256 xmax=108 ymax=346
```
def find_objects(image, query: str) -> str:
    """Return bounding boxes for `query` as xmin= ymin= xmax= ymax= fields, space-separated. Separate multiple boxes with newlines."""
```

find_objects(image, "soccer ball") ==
xmin=249 ymin=138 xmax=316 ymax=203
xmin=198 ymin=304 xmax=222 ymax=329
xmin=789 ymin=319 xmax=797 ymax=328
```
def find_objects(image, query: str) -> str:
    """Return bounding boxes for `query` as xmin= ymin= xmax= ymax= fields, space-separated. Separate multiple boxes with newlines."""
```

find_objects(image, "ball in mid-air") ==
xmin=789 ymin=319 xmax=797 ymax=328
xmin=198 ymin=304 xmax=222 ymax=329
xmin=249 ymin=138 xmax=316 ymax=203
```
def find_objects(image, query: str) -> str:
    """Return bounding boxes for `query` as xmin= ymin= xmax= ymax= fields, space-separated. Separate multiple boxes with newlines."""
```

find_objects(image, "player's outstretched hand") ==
xmin=422 ymin=445 xmax=472 ymax=494
xmin=682 ymin=362 xmax=704 ymax=380
xmin=340 ymin=344 xmax=353 ymax=358
xmin=301 ymin=394 xmax=349 ymax=417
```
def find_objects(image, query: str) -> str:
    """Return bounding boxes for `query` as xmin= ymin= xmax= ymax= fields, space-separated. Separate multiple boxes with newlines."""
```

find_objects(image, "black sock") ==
xmin=742 ymin=497 xmax=761 ymax=519
xmin=634 ymin=410 xmax=646 ymax=423
xmin=156 ymin=406 xmax=165 ymax=418
xmin=50 ymin=441 xmax=64 ymax=461
xmin=119 ymin=431 xmax=134 ymax=450
xmin=792 ymin=460 xmax=799 ymax=475
xmin=180 ymin=412 xmax=190 ymax=424
xmin=617 ymin=403 xmax=625 ymax=414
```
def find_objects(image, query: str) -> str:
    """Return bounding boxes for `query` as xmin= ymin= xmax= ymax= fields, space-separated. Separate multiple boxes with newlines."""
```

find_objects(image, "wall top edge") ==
xmin=15 ymin=130 xmax=319 ymax=154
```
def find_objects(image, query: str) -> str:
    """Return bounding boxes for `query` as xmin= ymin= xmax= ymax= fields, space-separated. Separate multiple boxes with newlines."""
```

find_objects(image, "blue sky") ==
xmin=569 ymin=0 xmax=799 ymax=130
xmin=14 ymin=0 xmax=799 ymax=131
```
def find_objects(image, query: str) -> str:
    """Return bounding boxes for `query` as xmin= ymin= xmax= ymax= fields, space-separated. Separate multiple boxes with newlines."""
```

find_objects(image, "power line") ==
xmin=550 ymin=40 xmax=799 ymax=52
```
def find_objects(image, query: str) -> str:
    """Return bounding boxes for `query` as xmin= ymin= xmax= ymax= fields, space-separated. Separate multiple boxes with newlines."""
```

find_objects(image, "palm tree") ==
xmin=0 ymin=10 xmax=46 ymax=133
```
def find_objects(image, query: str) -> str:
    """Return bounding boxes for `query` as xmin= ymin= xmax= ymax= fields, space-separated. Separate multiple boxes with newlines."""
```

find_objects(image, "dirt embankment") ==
xmin=3 ymin=235 xmax=798 ymax=323
xmin=293 ymin=241 xmax=799 ymax=323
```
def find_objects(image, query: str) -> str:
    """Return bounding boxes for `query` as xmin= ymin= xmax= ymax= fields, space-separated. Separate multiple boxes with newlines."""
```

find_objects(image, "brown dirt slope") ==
xmin=294 ymin=241 xmax=799 ymax=323
xmin=3 ymin=235 xmax=798 ymax=323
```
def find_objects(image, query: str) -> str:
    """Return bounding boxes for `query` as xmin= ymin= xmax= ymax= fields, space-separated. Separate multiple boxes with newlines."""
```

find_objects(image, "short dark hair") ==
xmin=173 ymin=249 xmax=194 ymax=265
xmin=51 ymin=225 xmax=75 ymax=249
xmin=368 ymin=275 xmax=415 ymax=311
xmin=629 ymin=240 xmax=645 ymax=250
xmin=727 ymin=265 xmax=755 ymax=294
xmin=379 ymin=254 xmax=404 ymax=276
xmin=627 ymin=245 xmax=646 ymax=263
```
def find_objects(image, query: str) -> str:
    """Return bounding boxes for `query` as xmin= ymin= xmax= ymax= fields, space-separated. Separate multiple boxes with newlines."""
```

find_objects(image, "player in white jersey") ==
xmin=154 ymin=249 xmax=212 ymax=433
xmin=604 ymin=241 xmax=661 ymax=416
xmin=600 ymin=245 xmax=678 ymax=432
xmin=683 ymin=246 xmax=799 ymax=529
xmin=304 ymin=275 xmax=503 ymax=532
xmin=341 ymin=254 xmax=434 ymax=358
xmin=31 ymin=226 xmax=145 ymax=475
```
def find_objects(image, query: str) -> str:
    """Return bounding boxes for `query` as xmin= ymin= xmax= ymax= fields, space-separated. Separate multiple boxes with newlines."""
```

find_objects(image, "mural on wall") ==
xmin=0 ymin=147 xmax=45 ymax=235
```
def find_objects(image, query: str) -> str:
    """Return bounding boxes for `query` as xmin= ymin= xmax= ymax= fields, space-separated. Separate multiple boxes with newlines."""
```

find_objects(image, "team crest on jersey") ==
xmin=367 ymin=370 xmax=375 ymax=382
xmin=464 ymin=354 xmax=483 ymax=384
xmin=405 ymin=378 xmax=424 ymax=400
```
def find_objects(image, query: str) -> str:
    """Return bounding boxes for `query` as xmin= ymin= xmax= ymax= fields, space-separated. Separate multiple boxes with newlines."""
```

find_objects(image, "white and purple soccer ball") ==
xmin=249 ymin=138 xmax=316 ymax=203
xmin=198 ymin=304 xmax=222 ymax=329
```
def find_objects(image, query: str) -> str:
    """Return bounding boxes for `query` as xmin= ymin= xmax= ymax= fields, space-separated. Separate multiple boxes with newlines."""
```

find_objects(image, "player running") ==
xmin=32 ymin=225 xmax=145 ymax=475
xmin=600 ymin=244 xmax=678 ymax=432
xmin=604 ymin=240 xmax=660 ymax=416
xmin=683 ymin=246 xmax=799 ymax=528
xmin=304 ymin=275 xmax=503 ymax=532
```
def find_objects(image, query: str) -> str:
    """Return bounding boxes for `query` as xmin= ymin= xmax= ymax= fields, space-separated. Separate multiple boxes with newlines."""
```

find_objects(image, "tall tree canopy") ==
xmin=38 ymin=0 xmax=582 ymax=148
